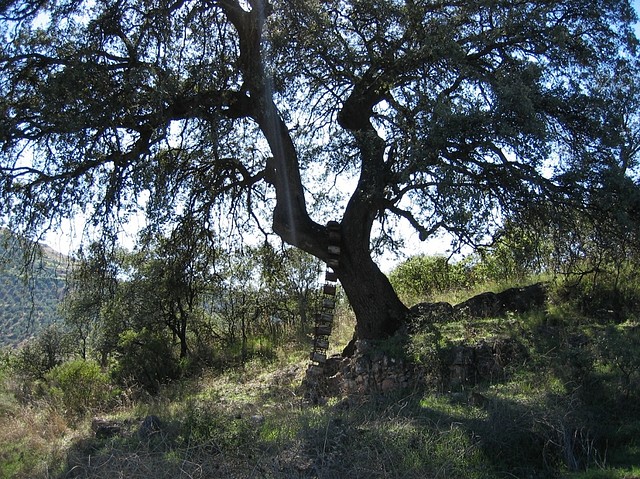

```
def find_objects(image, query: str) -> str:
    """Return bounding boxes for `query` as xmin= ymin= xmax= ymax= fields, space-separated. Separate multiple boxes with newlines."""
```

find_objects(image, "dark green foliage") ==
xmin=1 ymin=0 xmax=638 ymax=340
xmin=58 ymin=231 xmax=321 ymax=391
xmin=594 ymin=324 xmax=640 ymax=402
xmin=61 ymin=242 xmax=120 ymax=361
xmin=255 ymin=242 xmax=324 ymax=334
xmin=13 ymin=324 xmax=74 ymax=380
xmin=111 ymin=329 xmax=180 ymax=394
xmin=474 ymin=221 xmax=554 ymax=285
xmin=554 ymin=263 xmax=640 ymax=324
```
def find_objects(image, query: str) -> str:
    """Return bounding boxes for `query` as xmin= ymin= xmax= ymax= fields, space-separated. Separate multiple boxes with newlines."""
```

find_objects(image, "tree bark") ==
xmin=338 ymin=247 xmax=408 ymax=340
xmin=335 ymin=75 xmax=409 ymax=341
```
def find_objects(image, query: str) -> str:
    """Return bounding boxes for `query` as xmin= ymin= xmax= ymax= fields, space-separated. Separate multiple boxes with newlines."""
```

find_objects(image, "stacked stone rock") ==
xmin=308 ymin=221 xmax=341 ymax=375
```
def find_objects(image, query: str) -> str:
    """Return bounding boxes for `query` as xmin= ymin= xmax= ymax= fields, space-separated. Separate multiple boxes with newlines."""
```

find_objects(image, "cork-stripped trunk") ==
xmin=218 ymin=0 xmax=408 ymax=343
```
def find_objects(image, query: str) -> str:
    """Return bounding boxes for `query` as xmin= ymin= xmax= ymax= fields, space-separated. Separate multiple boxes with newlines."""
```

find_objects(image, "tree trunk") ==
xmin=179 ymin=325 xmax=188 ymax=359
xmin=335 ymin=120 xmax=408 ymax=342
xmin=338 ymin=250 xmax=408 ymax=341
xmin=225 ymin=2 xmax=408 ymax=345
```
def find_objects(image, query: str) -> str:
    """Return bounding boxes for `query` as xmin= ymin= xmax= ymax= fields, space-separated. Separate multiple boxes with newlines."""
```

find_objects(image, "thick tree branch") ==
xmin=387 ymin=203 xmax=444 ymax=241
xmin=215 ymin=0 xmax=326 ymax=258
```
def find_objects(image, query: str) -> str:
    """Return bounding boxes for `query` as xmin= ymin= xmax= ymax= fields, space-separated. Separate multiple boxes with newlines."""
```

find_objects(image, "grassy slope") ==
xmin=1 ymin=284 xmax=639 ymax=479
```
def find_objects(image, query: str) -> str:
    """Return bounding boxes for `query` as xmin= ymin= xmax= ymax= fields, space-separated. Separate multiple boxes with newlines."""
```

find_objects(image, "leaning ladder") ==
xmin=308 ymin=221 xmax=341 ymax=374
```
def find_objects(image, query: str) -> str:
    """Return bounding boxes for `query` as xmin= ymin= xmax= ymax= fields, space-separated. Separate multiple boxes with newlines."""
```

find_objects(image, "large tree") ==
xmin=1 ymin=0 xmax=638 ymax=342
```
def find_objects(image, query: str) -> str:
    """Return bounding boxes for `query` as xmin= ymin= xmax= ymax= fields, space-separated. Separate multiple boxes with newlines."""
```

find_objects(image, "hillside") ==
xmin=0 ymin=229 xmax=69 ymax=348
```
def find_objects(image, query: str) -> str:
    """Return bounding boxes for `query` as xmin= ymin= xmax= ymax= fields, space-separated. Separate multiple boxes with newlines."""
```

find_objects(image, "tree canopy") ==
xmin=1 ymin=0 xmax=639 ymax=342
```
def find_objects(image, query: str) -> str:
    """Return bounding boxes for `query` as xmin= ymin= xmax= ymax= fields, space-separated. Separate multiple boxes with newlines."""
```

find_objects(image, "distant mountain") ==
xmin=0 ymin=229 xmax=70 ymax=348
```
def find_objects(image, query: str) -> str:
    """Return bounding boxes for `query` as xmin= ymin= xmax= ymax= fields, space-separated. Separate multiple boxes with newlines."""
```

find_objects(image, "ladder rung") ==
xmin=310 ymin=351 xmax=326 ymax=363
xmin=323 ymin=283 xmax=337 ymax=295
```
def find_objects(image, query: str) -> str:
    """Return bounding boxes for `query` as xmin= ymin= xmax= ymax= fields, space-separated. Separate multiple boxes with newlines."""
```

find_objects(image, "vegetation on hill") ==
xmin=0 ymin=229 xmax=69 ymax=348
xmin=1 ymin=232 xmax=639 ymax=478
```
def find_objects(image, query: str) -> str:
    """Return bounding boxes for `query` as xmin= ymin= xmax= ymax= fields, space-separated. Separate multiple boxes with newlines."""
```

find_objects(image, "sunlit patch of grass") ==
xmin=489 ymin=369 xmax=569 ymax=401
xmin=343 ymin=403 xmax=492 ymax=478
xmin=419 ymin=393 xmax=489 ymax=421
xmin=563 ymin=466 xmax=640 ymax=479
xmin=438 ymin=316 xmax=517 ymax=344
xmin=262 ymin=404 xmax=340 ymax=446
xmin=327 ymin=303 xmax=356 ymax=354
xmin=260 ymin=415 xmax=299 ymax=444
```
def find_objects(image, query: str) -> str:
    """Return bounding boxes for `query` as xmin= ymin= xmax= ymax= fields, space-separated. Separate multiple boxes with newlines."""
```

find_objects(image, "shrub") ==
xmin=389 ymin=255 xmax=471 ymax=303
xmin=13 ymin=325 xmax=74 ymax=380
xmin=180 ymin=401 xmax=256 ymax=452
xmin=111 ymin=329 xmax=180 ymax=393
xmin=45 ymin=359 xmax=114 ymax=416
xmin=594 ymin=324 xmax=640 ymax=404
xmin=406 ymin=324 xmax=447 ymax=388
xmin=554 ymin=261 xmax=640 ymax=323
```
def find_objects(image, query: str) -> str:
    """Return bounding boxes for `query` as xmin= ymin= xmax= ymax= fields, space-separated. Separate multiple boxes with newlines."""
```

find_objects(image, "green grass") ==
xmin=564 ymin=466 xmax=640 ymax=479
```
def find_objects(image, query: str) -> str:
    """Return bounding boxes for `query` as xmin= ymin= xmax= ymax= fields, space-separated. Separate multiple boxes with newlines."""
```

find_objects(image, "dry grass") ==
xmin=1 ymin=353 xmax=490 ymax=479
xmin=325 ymin=303 xmax=356 ymax=356
xmin=0 ymin=400 xmax=79 ymax=478
xmin=64 ymin=443 xmax=259 ymax=479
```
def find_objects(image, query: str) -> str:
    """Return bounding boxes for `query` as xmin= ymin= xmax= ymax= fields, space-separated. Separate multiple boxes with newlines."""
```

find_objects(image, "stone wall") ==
xmin=337 ymin=339 xmax=419 ymax=394
xmin=304 ymin=283 xmax=544 ymax=401
xmin=446 ymin=338 xmax=527 ymax=388
xmin=304 ymin=337 xmax=422 ymax=401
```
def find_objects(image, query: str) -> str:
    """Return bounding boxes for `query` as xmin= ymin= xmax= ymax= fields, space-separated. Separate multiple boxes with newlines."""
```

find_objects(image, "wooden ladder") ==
xmin=308 ymin=221 xmax=341 ymax=375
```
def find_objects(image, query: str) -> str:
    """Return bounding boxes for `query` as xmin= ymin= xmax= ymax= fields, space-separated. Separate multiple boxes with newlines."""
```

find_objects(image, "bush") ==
xmin=594 ymin=324 xmax=640 ymax=404
xmin=180 ymin=401 xmax=256 ymax=452
xmin=553 ymin=261 xmax=640 ymax=323
xmin=406 ymin=324 xmax=447 ymax=388
xmin=13 ymin=325 xmax=74 ymax=380
xmin=389 ymin=255 xmax=471 ymax=303
xmin=45 ymin=359 xmax=114 ymax=416
xmin=111 ymin=329 xmax=180 ymax=393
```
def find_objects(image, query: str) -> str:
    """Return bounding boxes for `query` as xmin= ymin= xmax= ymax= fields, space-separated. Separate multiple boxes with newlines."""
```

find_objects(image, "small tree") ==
xmin=15 ymin=324 xmax=74 ymax=380
xmin=62 ymin=242 xmax=120 ymax=361
xmin=256 ymin=242 xmax=323 ymax=333
xmin=474 ymin=221 xmax=554 ymax=285
xmin=130 ymin=221 xmax=219 ymax=359
xmin=112 ymin=328 xmax=180 ymax=392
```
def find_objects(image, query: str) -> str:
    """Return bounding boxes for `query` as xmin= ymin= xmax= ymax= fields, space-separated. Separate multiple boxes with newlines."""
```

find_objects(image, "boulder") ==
xmin=497 ymin=282 xmax=547 ymax=314
xmin=138 ymin=415 xmax=163 ymax=441
xmin=91 ymin=417 xmax=123 ymax=438
xmin=454 ymin=282 xmax=548 ymax=319
xmin=455 ymin=291 xmax=502 ymax=318
xmin=408 ymin=301 xmax=457 ymax=330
